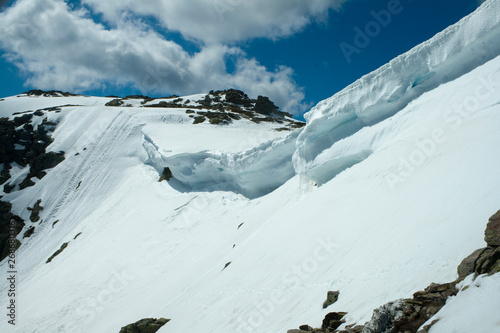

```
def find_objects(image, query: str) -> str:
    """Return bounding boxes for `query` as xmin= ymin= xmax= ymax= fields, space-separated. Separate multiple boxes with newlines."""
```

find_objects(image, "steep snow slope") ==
xmin=0 ymin=57 xmax=499 ymax=333
xmin=294 ymin=0 xmax=500 ymax=184
xmin=1 ymin=2 xmax=500 ymax=333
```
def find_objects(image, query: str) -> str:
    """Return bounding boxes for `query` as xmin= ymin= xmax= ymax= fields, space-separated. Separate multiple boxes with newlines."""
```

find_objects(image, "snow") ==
xmin=1 ymin=1 xmax=500 ymax=333
xmin=428 ymin=274 xmax=500 ymax=333
xmin=294 ymin=0 xmax=500 ymax=184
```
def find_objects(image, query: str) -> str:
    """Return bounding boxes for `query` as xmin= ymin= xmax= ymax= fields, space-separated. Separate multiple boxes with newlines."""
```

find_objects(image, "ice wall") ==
xmin=143 ymin=130 xmax=301 ymax=199
xmin=293 ymin=0 xmax=500 ymax=184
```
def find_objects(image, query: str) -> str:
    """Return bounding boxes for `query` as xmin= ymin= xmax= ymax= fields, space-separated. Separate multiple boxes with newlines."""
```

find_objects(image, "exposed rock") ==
xmin=474 ymin=246 xmax=500 ymax=276
xmin=0 ymin=200 xmax=25 ymax=262
xmin=105 ymin=99 xmax=124 ymax=107
xmin=457 ymin=248 xmax=485 ymax=279
xmin=24 ymin=90 xmax=78 ymax=97
xmin=46 ymin=242 xmax=69 ymax=263
xmin=159 ymin=167 xmax=173 ymax=182
xmin=339 ymin=324 xmax=364 ymax=333
xmin=27 ymin=199 xmax=43 ymax=222
xmin=23 ymin=226 xmax=35 ymax=238
xmin=193 ymin=115 xmax=206 ymax=124
xmin=253 ymin=96 xmax=281 ymax=118
xmin=361 ymin=300 xmax=405 ymax=333
xmin=397 ymin=282 xmax=457 ymax=333
xmin=322 ymin=312 xmax=347 ymax=330
xmin=0 ymin=115 xmax=63 ymax=191
xmin=485 ymin=210 xmax=500 ymax=246
xmin=119 ymin=317 xmax=170 ymax=333
xmin=323 ymin=290 xmax=340 ymax=309
xmin=224 ymin=89 xmax=253 ymax=107
xmin=299 ymin=324 xmax=313 ymax=331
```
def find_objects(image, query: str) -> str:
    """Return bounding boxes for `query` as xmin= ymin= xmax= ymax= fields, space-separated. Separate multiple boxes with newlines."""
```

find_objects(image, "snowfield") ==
xmin=1 ymin=1 xmax=500 ymax=333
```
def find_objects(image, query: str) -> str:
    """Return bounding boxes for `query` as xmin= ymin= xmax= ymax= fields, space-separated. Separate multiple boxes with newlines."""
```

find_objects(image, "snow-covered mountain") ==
xmin=1 ymin=1 xmax=500 ymax=333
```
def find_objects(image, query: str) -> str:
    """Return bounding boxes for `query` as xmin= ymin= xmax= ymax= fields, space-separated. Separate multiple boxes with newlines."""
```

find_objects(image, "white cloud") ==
xmin=81 ymin=0 xmax=346 ymax=43
xmin=0 ymin=0 xmax=345 ymax=115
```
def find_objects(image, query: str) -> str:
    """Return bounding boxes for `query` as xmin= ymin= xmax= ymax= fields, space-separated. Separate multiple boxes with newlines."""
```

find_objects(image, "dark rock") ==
xmin=105 ymin=99 xmax=124 ymax=107
xmin=299 ymin=324 xmax=313 ymax=331
xmin=0 ymin=200 xmax=25 ymax=262
xmin=340 ymin=324 xmax=364 ymax=333
xmin=30 ymin=151 xmax=65 ymax=176
xmin=322 ymin=312 xmax=347 ymax=330
xmin=457 ymin=248 xmax=485 ymax=279
xmin=125 ymin=95 xmax=151 ymax=100
xmin=193 ymin=116 xmax=206 ymax=124
xmin=322 ymin=290 xmax=340 ymax=309
xmin=24 ymin=90 xmax=77 ymax=97
xmin=27 ymin=199 xmax=43 ymax=222
xmin=475 ymin=246 xmax=500 ymax=276
xmin=119 ymin=317 xmax=170 ymax=333
xmin=159 ymin=167 xmax=173 ymax=182
xmin=253 ymin=96 xmax=281 ymax=118
xmin=13 ymin=114 xmax=33 ymax=126
xmin=224 ymin=89 xmax=253 ymax=107
xmin=46 ymin=242 xmax=69 ymax=263
xmin=23 ymin=226 xmax=35 ymax=238
xmin=485 ymin=210 xmax=500 ymax=247
xmin=200 ymin=95 xmax=212 ymax=107
xmin=19 ymin=177 xmax=35 ymax=190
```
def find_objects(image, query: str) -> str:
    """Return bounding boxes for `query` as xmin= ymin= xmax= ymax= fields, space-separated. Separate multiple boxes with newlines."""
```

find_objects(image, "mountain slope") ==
xmin=1 ymin=1 xmax=500 ymax=333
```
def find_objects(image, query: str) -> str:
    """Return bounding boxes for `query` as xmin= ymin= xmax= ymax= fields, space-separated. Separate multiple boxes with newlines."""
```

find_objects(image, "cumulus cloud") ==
xmin=0 ymin=0 xmax=347 ymax=114
xmin=81 ymin=0 xmax=346 ymax=43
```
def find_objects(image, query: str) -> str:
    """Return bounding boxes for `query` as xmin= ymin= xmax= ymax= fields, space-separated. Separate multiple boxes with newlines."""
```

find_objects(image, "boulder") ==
xmin=105 ymin=99 xmax=124 ymax=107
xmin=253 ymin=96 xmax=280 ymax=117
xmin=119 ymin=317 xmax=170 ymax=333
xmin=322 ymin=312 xmax=347 ymax=330
xmin=159 ymin=167 xmax=173 ymax=182
xmin=457 ymin=248 xmax=485 ymax=280
xmin=322 ymin=290 xmax=340 ymax=309
xmin=485 ymin=210 xmax=500 ymax=247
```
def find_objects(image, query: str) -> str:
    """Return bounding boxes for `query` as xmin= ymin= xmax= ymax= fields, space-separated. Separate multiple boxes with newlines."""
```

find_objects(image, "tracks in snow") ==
xmin=44 ymin=111 xmax=133 ymax=224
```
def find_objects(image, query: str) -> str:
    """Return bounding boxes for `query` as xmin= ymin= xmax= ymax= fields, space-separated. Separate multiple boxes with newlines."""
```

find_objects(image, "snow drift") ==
xmin=293 ymin=0 xmax=500 ymax=185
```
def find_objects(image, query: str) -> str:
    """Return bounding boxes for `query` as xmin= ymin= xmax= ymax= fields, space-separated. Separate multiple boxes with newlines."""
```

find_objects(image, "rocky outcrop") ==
xmin=23 ymin=90 xmax=79 ymax=97
xmin=106 ymin=99 xmax=124 ymax=107
xmin=102 ymin=88 xmax=304 ymax=129
xmin=456 ymin=210 xmax=500 ymax=279
xmin=485 ymin=210 xmax=500 ymax=246
xmin=0 ymin=200 xmax=24 ymax=262
xmin=288 ymin=209 xmax=500 ymax=333
xmin=119 ymin=318 xmax=170 ymax=333
xmin=27 ymin=199 xmax=43 ymax=223
xmin=323 ymin=291 xmax=340 ymax=309
xmin=159 ymin=167 xmax=173 ymax=182
xmin=1 ymin=112 xmax=64 ymax=192
xmin=46 ymin=242 xmax=69 ymax=263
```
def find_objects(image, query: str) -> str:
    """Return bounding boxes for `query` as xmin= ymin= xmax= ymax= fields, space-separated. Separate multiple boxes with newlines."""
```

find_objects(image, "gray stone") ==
xmin=323 ymin=290 xmax=340 ymax=309
xmin=485 ymin=210 xmax=500 ymax=247
xmin=457 ymin=248 xmax=485 ymax=280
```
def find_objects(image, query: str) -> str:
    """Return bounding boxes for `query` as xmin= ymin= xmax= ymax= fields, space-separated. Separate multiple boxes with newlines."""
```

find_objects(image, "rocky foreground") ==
xmin=288 ymin=210 xmax=500 ymax=333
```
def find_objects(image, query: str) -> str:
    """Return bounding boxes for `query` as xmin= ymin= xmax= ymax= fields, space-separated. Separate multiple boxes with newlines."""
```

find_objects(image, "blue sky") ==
xmin=0 ymin=0 xmax=483 ymax=116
